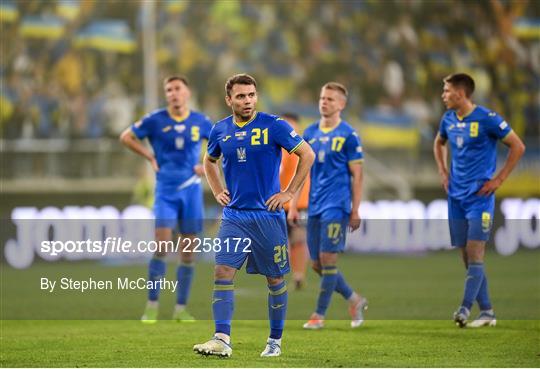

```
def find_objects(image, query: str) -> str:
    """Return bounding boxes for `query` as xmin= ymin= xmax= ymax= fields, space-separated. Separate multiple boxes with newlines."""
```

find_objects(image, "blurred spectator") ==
xmin=1 ymin=0 xmax=537 ymax=148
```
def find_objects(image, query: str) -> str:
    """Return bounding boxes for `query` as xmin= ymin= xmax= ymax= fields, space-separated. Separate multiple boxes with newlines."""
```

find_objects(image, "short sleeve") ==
xmin=201 ymin=116 xmax=213 ymax=140
xmin=438 ymin=116 xmax=448 ymax=140
xmin=303 ymin=126 xmax=312 ymax=142
xmin=345 ymin=131 xmax=364 ymax=163
xmin=484 ymin=111 xmax=512 ymax=140
xmin=131 ymin=115 xmax=153 ymax=140
xmin=206 ymin=124 xmax=222 ymax=160
xmin=272 ymin=118 xmax=304 ymax=154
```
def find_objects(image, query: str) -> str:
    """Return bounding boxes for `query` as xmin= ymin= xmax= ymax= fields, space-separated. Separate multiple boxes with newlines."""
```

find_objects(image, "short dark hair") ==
xmin=322 ymin=82 xmax=348 ymax=99
xmin=281 ymin=112 xmax=299 ymax=122
xmin=443 ymin=73 xmax=475 ymax=97
xmin=163 ymin=75 xmax=189 ymax=87
xmin=225 ymin=74 xmax=257 ymax=97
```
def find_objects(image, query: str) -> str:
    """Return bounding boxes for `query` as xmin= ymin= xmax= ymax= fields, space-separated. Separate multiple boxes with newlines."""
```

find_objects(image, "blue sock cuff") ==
xmin=268 ymin=281 xmax=286 ymax=292
xmin=215 ymin=323 xmax=231 ymax=336
xmin=268 ymin=282 xmax=287 ymax=296
xmin=468 ymin=264 xmax=484 ymax=274
xmin=215 ymin=279 xmax=233 ymax=286
xmin=322 ymin=266 xmax=338 ymax=275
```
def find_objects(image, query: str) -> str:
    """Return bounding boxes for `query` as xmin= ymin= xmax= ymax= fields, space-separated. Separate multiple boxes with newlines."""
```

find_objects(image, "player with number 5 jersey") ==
xmin=120 ymin=75 xmax=212 ymax=324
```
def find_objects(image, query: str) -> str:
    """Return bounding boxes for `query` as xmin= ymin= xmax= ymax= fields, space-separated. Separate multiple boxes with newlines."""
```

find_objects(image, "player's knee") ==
xmin=466 ymin=243 xmax=485 ymax=263
xmin=319 ymin=252 xmax=337 ymax=266
xmin=153 ymin=249 xmax=167 ymax=258
xmin=214 ymin=265 xmax=235 ymax=281
xmin=266 ymin=276 xmax=283 ymax=286
xmin=180 ymin=252 xmax=195 ymax=264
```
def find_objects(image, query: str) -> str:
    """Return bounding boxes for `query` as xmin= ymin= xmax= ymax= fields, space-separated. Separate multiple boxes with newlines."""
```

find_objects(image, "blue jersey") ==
xmin=131 ymin=109 xmax=213 ymax=187
xmin=304 ymin=120 xmax=363 ymax=216
xmin=438 ymin=105 xmax=512 ymax=200
xmin=207 ymin=112 xmax=304 ymax=210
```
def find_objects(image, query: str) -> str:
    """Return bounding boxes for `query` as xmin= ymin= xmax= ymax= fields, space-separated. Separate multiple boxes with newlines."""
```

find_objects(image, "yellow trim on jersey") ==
xmin=348 ymin=158 xmax=364 ymax=164
xmin=269 ymin=285 xmax=287 ymax=296
xmin=288 ymin=140 xmax=305 ymax=154
xmin=321 ymin=268 xmax=338 ymax=275
xmin=234 ymin=111 xmax=258 ymax=128
xmin=501 ymin=129 xmax=513 ymax=141
xmin=456 ymin=105 xmax=476 ymax=121
xmin=168 ymin=108 xmax=191 ymax=122
xmin=206 ymin=153 xmax=221 ymax=162
xmin=319 ymin=120 xmax=342 ymax=134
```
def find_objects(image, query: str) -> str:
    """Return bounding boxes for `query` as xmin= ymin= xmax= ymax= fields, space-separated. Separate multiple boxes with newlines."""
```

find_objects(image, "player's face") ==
xmin=441 ymin=82 xmax=464 ymax=110
xmin=319 ymin=88 xmax=346 ymax=118
xmin=164 ymin=80 xmax=190 ymax=110
xmin=226 ymin=83 xmax=258 ymax=120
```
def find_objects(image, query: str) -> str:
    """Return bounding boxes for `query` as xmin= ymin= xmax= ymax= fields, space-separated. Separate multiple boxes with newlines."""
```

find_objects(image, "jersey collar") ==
xmin=456 ymin=105 xmax=477 ymax=121
xmin=319 ymin=119 xmax=342 ymax=134
xmin=168 ymin=108 xmax=191 ymax=123
xmin=234 ymin=111 xmax=258 ymax=128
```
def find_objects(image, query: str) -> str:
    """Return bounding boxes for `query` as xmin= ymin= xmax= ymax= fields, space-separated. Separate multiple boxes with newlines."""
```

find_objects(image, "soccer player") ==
xmin=279 ymin=112 xmax=310 ymax=290
xmin=120 ymin=75 xmax=213 ymax=323
xmin=433 ymin=73 xmax=525 ymax=328
xmin=292 ymin=82 xmax=368 ymax=330
xmin=193 ymin=74 xmax=314 ymax=357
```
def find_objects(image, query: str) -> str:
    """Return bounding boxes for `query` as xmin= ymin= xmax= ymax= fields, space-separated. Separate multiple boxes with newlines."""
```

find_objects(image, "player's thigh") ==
xmin=178 ymin=185 xmax=204 ymax=234
xmin=319 ymin=208 xmax=349 ymax=254
xmin=307 ymin=215 xmax=321 ymax=261
xmin=289 ymin=225 xmax=307 ymax=245
xmin=154 ymin=227 xmax=173 ymax=257
xmin=465 ymin=194 xmax=495 ymax=242
xmin=448 ymin=196 xmax=467 ymax=248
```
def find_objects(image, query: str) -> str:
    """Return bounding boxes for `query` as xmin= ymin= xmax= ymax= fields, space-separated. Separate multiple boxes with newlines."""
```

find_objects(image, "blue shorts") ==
xmin=216 ymin=207 xmax=289 ymax=277
xmin=448 ymin=194 xmax=495 ymax=247
xmin=154 ymin=182 xmax=204 ymax=234
xmin=307 ymin=208 xmax=349 ymax=260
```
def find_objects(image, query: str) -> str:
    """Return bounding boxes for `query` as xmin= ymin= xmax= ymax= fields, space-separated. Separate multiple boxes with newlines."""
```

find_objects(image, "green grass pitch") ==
xmin=1 ymin=250 xmax=539 ymax=367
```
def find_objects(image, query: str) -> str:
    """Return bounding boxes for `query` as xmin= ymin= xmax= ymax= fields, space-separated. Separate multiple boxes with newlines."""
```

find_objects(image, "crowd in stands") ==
xmin=1 ymin=0 xmax=538 ymax=146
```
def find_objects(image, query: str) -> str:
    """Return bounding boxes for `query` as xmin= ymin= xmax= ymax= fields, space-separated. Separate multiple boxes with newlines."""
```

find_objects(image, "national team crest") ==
xmin=456 ymin=136 xmax=464 ymax=148
xmin=174 ymin=124 xmax=186 ymax=133
xmin=175 ymin=137 xmax=185 ymax=150
xmin=235 ymin=131 xmax=247 ymax=141
xmin=237 ymin=147 xmax=247 ymax=162
xmin=318 ymin=150 xmax=325 ymax=163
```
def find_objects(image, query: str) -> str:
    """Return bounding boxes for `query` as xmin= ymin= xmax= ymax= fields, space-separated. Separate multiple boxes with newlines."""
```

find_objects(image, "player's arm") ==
xmin=194 ymin=118 xmax=214 ymax=177
xmin=203 ymin=153 xmax=230 ymax=206
xmin=266 ymin=143 xmax=315 ymax=211
xmin=119 ymin=127 xmax=159 ymax=172
xmin=478 ymin=131 xmax=526 ymax=196
xmin=433 ymin=132 xmax=449 ymax=193
xmin=287 ymin=181 xmax=305 ymax=226
xmin=348 ymin=161 xmax=363 ymax=231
